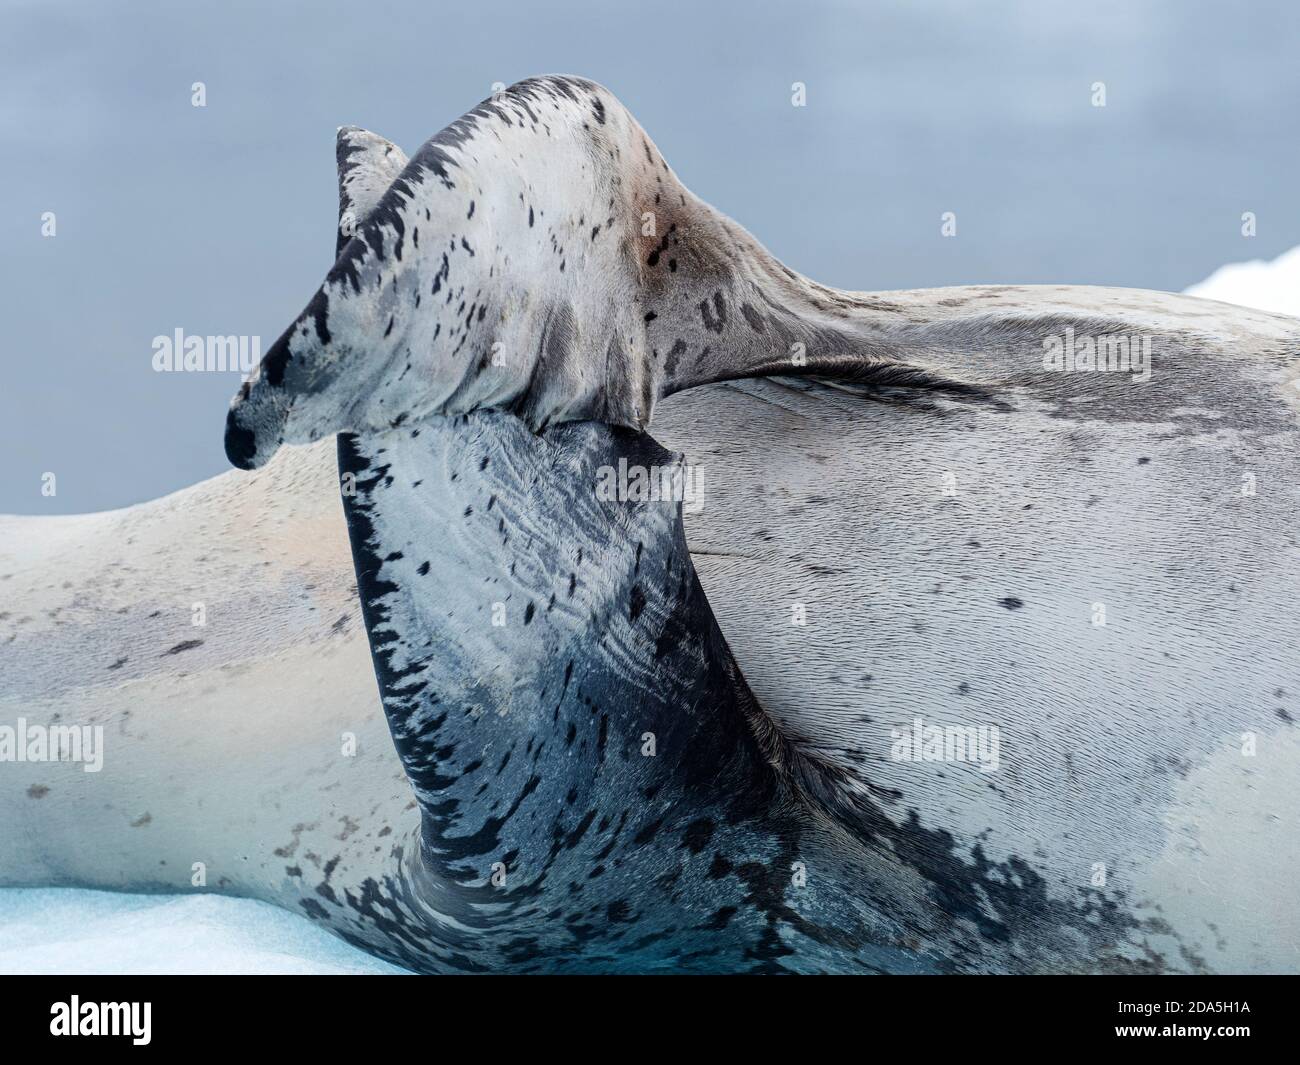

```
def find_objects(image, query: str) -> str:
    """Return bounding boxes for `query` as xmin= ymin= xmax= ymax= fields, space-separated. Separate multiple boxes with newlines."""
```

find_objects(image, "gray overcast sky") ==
xmin=4 ymin=0 xmax=1300 ymax=513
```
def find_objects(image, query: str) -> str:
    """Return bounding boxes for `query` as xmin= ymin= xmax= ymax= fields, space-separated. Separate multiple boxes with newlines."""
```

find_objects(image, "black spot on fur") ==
xmin=299 ymin=898 xmax=330 ymax=920
xmin=304 ymin=287 xmax=332 ymax=346
xmin=682 ymin=818 xmax=715 ymax=854
xmin=663 ymin=339 xmax=687 ymax=376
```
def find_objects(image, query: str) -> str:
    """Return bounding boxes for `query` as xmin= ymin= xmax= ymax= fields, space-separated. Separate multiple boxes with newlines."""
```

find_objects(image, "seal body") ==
xmin=0 ymin=441 xmax=416 ymax=927
xmin=5 ymin=75 xmax=1299 ymax=974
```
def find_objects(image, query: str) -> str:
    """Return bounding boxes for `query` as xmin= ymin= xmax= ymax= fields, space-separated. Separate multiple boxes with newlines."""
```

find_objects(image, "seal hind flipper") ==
xmin=332 ymin=416 xmax=918 ymax=972
xmin=333 ymin=413 xmax=1166 ymax=974
xmin=225 ymin=76 xmax=996 ymax=473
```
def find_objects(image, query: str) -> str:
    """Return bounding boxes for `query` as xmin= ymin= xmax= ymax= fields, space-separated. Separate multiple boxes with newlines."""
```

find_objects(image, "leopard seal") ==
xmin=3 ymin=76 xmax=1297 ymax=973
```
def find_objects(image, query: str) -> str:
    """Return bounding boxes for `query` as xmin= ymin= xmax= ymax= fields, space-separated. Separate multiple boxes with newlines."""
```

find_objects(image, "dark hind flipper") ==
xmin=333 ymin=415 xmax=930 ymax=973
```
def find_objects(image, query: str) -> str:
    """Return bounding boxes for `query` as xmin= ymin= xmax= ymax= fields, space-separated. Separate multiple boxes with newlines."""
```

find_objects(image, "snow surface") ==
xmin=1 ymin=248 xmax=1296 ymax=975
xmin=0 ymin=889 xmax=407 ymax=974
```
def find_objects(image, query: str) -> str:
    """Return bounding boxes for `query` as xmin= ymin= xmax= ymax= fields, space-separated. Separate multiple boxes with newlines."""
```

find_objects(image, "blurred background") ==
xmin=3 ymin=0 xmax=1300 ymax=513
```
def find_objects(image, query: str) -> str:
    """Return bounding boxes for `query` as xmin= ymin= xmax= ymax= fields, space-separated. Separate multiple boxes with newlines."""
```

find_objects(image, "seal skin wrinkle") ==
xmin=5 ymin=76 xmax=1294 ymax=974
